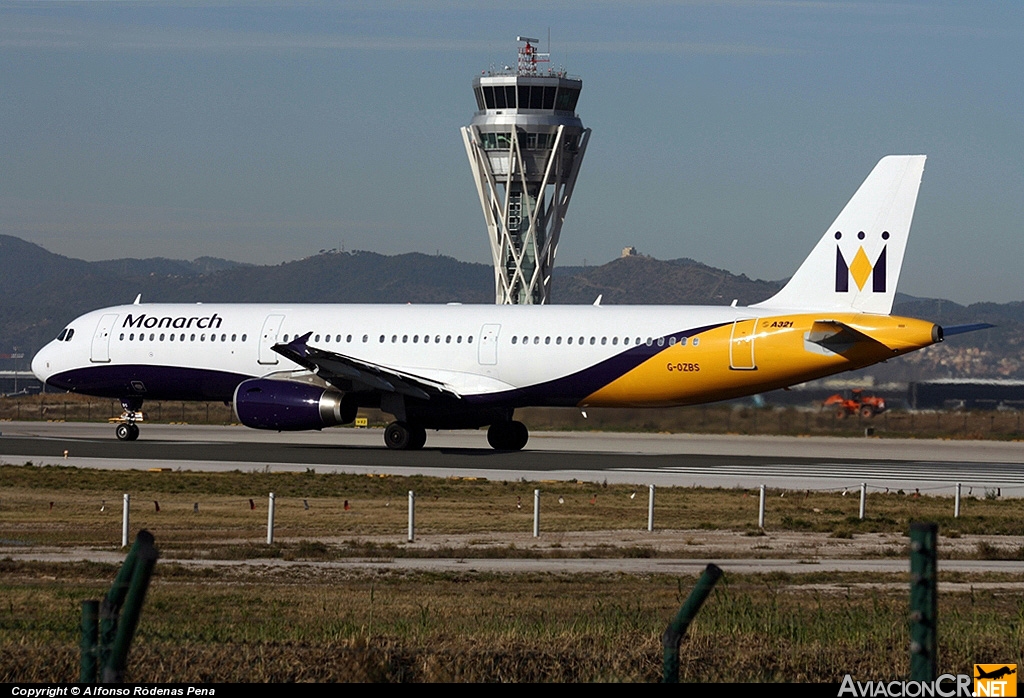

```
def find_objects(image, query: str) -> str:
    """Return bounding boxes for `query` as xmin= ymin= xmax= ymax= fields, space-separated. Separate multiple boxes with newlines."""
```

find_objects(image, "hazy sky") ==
xmin=1 ymin=1 xmax=1020 ymax=305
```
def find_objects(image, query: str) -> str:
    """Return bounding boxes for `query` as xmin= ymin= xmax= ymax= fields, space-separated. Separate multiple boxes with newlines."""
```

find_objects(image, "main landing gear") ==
xmin=384 ymin=421 xmax=427 ymax=450
xmin=486 ymin=420 xmax=529 ymax=451
xmin=115 ymin=397 xmax=144 ymax=441
xmin=382 ymin=420 xmax=530 ymax=451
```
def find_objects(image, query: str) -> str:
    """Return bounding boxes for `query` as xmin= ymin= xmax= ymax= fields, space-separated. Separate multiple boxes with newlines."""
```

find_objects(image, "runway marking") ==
xmin=615 ymin=461 xmax=1024 ymax=487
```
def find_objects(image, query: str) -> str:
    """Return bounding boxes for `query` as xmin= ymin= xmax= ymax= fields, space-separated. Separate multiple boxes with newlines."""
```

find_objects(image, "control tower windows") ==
xmin=474 ymin=87 xmax=485 ymax=111
xmin=556 ymin=88 xmax=580 ymax=112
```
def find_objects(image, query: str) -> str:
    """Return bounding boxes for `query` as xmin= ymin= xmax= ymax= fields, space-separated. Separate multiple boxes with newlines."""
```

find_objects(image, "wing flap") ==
xmin=272 ymin=332 xmax=459 ymax=400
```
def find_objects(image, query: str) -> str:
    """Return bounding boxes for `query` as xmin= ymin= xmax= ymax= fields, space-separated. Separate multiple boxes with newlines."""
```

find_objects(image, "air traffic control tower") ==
xmin=462 ymin=37 xmax=590 ymax=304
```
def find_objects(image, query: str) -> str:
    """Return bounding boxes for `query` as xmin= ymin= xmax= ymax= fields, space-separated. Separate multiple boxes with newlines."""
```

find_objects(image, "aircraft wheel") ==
xmin=487 ymin=421 xmax=527 ymax=451
xmin=116 ymin=423 xmax=132 ymax=441
xmin=128 ymin=423 xmax=140 ymax=441
xmin=384 ymin=421 xmax=412 ymax=450
xmin=509 ymin=421 xmax=529 ymax=451
xmin=408 ymin=426 xmax=427 ymax=450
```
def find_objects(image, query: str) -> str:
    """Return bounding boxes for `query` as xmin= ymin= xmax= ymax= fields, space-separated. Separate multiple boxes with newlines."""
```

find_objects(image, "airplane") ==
xmin=975 ymin=666 xmax=1016 ymax=681
xmin=31 ymin=155 xmax=975 ymax=451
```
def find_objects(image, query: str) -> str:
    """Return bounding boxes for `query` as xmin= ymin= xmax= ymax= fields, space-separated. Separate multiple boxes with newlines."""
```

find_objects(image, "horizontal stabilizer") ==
xmin=806 ymin=320 xmax=889 ymax=355
xmin=941 ymin=323 xmax=994 ymax=337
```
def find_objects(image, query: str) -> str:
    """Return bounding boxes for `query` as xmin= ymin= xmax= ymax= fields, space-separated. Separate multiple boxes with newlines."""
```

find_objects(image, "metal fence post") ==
xmin=954 ymin=483 xmax=961 ymax=518
xmin=758 ymin=485 xmax=766 ymax=529
xmin=121 ymin=494 xmax=129 ymax=548
xmin=533 ymin=489 xmax=540 ymax=538
xmin=408 ymin=490 xmax=415 ymax=542
xmin=909 ymin=522 xmax=938 ymax=681
xmin=266 ymin=492 xmax=275 ymax=545
xmin=859 ymin=482 xmax=867 ymax=520
xmin=647 ymin=484 xmax=655 ymax=532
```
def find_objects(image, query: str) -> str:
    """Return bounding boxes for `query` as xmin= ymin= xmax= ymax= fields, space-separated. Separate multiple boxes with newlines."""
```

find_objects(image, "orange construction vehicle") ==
xmin=823 ymin=388 xmax=887 ymax=419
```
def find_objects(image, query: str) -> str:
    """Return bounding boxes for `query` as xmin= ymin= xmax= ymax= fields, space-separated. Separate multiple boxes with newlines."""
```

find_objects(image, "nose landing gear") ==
xmin=115 ymin=397 xmax=144 ymax=441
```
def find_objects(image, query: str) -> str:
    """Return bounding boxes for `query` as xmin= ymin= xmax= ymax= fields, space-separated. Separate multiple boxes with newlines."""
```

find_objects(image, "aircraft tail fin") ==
xmin=752 ymin=155 xmax=926 ymax=315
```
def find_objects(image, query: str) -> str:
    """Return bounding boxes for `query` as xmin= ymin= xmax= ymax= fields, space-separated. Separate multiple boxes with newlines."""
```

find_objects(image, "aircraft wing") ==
xmin=272 ymin=332 xmax=461 ymax=400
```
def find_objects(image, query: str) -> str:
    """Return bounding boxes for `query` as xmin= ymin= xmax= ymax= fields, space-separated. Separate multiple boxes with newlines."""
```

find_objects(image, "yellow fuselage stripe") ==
xmin=581 ymin=313 xmax=936 ymax=407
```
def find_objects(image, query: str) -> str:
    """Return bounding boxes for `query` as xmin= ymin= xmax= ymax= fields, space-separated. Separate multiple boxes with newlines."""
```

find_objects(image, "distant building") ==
xmin=908 ymin=379 xmax=1024 ymax=409
xmin=462 ymin=37 xmax=590 ymax=304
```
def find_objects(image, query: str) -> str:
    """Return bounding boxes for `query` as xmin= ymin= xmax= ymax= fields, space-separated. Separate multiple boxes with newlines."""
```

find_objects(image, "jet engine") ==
xmin=233 ymin=378 xmax=357 ymax=431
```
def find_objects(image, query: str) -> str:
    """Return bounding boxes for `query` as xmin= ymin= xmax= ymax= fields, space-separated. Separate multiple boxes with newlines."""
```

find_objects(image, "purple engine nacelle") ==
xmin=233 ymin=378 xmax=356 ymax=431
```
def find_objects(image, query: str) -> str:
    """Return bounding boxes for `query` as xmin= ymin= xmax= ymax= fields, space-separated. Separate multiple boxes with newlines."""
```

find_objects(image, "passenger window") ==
xmin=221 ymin=334 xmax=226 ymax=342
xmin=556 ymin=337 xmax=562 ymax=345
xmin=403 ymin=335 xmax=408 ymax=343
xmin=693 ymin=338 xmax=700 ymax=346
xmin=612 ymin=337 xmax=618 ymax=345
xmin=149 ymin=334 xmax=155 ymax=341
xmin=468 ymin=336 xmax=473 ymax=343
xmin=283 ymin=334 xmax=289 ymax=342
xmin=435 ymin=335 xmax=440 ymax=343
xmin=191 ymin=334 xmax=196 ymax=341
xmin=346 ymin=335 xmax=352 ymax=342
xmin=129 ymin=333 xmax=134 ymax=341
xmin=545 ymin=337 xmax=550 ymax=345
xmin=457 ymin=336 xmax=462 ymax=343
xmin=160 ymin=334 xmax=165 ymax=341
xmin=362 ymin=335 xmax=368 ymax=343
xmin=589 ymin=337 xmax=596 ymax=345
xmin=668 ymin=337 xmax=676 ymax=346
xmin=120 ymin=333 xmax=125 ymax=341
xmin=380 ymin=335 xmax=385 ymax=343
xmin=512 ymin=336 xmax=518 ymax=344
xmin=567 ymin=337 xmax=573 ymax=345
xmin=657 ymin=338 xmax=665 ymax=347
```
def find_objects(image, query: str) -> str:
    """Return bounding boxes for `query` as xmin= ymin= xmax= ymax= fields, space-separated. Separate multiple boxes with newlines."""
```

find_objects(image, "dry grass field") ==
xmin=2 ymin=464 xmax=1023 ymax=682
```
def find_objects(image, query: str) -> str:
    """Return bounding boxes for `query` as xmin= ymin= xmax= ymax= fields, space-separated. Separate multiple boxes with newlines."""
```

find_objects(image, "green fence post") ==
xmin=80 ymin=600 xmax=99 ymax=683
xmin=909 ymin=522 xmax=938 ymax=681
xmin=102 ymin=530 xmax=159 ymax=682
xmin=662 ymin=563 xmax=723 ymax=683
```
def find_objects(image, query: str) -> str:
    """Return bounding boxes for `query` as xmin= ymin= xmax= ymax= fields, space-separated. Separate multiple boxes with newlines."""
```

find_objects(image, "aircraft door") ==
xmin=90 ymin=313 xmax=119 ymax=364
xmin=729 ymin=318 xmax=758 ymax=370
xmin=258 ymin=314 xmax=286 ymax=365
xmin=478 ymin=324 xmax=500 ymax=366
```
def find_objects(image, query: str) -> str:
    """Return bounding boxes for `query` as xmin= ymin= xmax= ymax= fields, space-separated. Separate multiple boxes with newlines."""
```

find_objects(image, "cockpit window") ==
xmin=56 ymin=328 xmax=74 ymax=341
xmin=66 ymin=329 xmax=74 ymax=341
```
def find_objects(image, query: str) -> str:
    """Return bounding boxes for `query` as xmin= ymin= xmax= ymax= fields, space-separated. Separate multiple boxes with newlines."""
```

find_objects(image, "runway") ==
xmin=2 ymin=421 xmax=1023 ymax=494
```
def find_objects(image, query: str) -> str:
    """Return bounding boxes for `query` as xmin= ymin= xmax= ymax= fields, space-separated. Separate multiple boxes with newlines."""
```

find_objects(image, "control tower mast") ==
xmin=462 ymin=37 xmax=590 ymax=304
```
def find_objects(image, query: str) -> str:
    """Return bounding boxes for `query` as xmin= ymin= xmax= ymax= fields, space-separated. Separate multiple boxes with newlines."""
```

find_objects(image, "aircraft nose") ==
xmin=31 ymin=344 xmax=53 ymax=382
